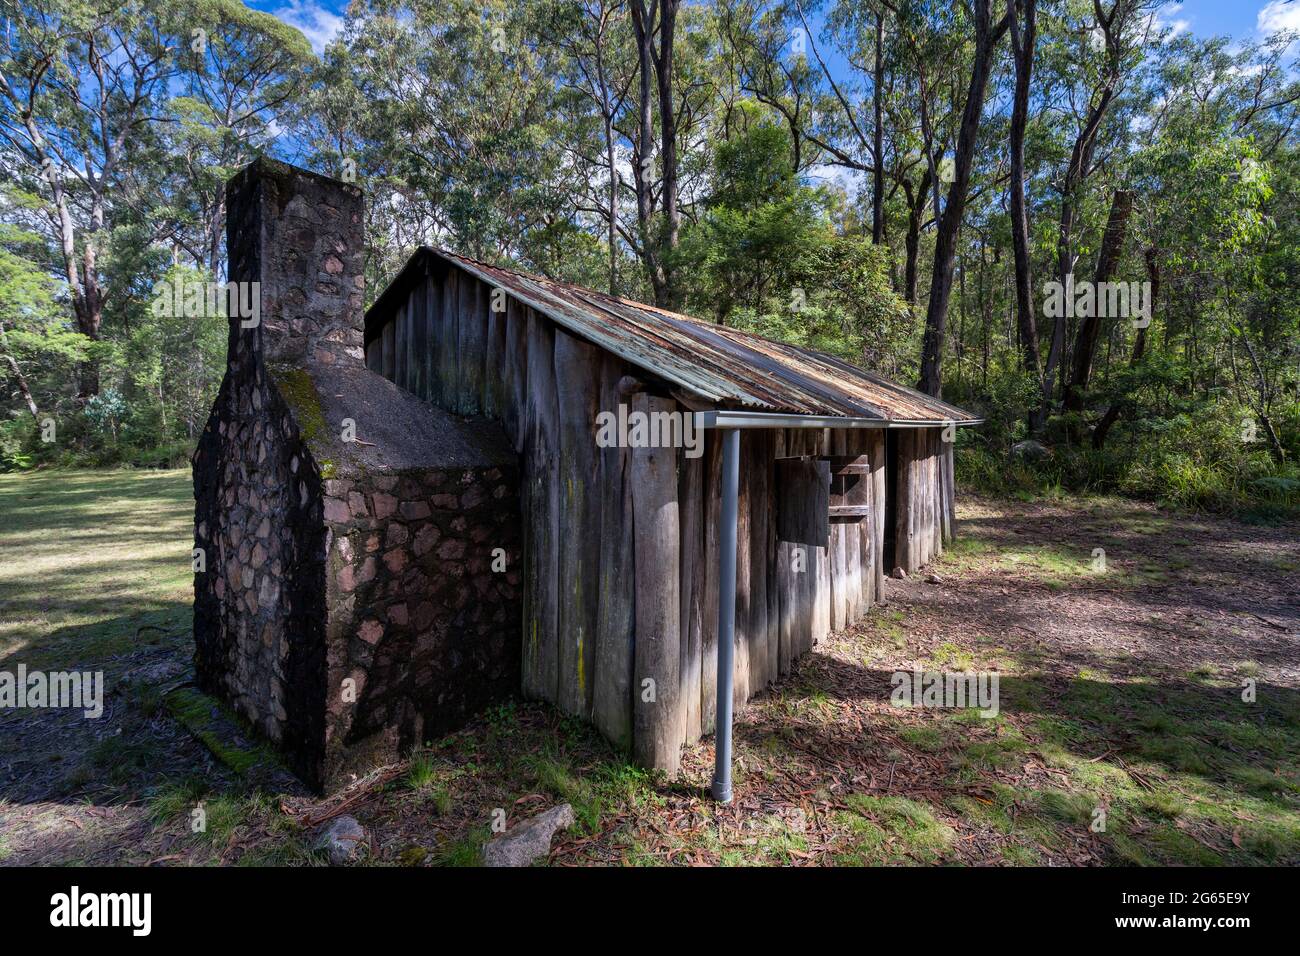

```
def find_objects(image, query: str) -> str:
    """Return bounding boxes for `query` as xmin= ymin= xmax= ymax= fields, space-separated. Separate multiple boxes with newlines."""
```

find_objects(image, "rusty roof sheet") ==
xmin=366 ymin=246 xmax=979 ymax=424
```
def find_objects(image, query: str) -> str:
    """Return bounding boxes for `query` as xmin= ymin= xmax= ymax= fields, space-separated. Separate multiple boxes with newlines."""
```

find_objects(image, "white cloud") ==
xmin=272 ymin=0 xmax=345 ymax=55
xmin=1149 ymin=3 xmax=1191 ymax=43
xmin=1258 ymin=0 xmax=1300 ymax=37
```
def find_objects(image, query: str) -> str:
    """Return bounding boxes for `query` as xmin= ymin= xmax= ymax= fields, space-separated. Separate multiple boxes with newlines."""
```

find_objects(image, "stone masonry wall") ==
xmin=193 ymin=359 xmax=327 ymax=783
xmin=319 ymin=465 xmax=521 ymax=788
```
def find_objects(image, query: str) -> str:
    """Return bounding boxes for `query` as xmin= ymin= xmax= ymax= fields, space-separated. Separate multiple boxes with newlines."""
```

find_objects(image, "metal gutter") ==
xmin=697 ymin=410 xmax=985 ymax=430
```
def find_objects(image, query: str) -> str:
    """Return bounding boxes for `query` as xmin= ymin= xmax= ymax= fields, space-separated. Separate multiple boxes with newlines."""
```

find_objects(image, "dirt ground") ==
xmin=1 ymin=471 xmax=1296 ymax=866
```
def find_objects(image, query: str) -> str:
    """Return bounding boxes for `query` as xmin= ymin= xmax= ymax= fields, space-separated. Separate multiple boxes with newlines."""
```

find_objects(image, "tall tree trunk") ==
xmin=77 ymin=207 xmax=104 ymax=399
xmin=902 ymin=169 xmax=931 ymax=306
xmin=630 ymin=0 xmax=681 ymax=309
xmin=871 ymin=10 xmax=885 ymax=244
xmin=655 ymin=0 xmax=681 ymax=308
xmin=1008 ymin=0 xmax=1039 ymax=384
xmin=1093 ymin=244 xmax=1156 ymax=450
xmin=606 ymin=114 xmax=619 ymax=295
xmin=1036 ymin=0 xmax=1124 ymax=426
xmin=1064 ymin=188 xmax=1133 ymax=415
xmin=630 ymin=0 xmax=665 ymax=304
xmin=0 ymin=326 xmax=40 ymax=419
xmin=917 ymin=0 xmax=1007 ymax=397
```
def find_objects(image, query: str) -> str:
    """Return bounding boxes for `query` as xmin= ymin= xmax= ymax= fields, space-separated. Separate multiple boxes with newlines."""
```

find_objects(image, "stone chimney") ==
xmin=196 ymin=159 xmax=520 ymax=793
xmin=225 ymin=157 xmax=365 ymax=367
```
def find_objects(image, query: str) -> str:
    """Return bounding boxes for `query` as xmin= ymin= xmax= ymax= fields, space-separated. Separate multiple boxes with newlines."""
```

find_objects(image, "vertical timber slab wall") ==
xmin=365 ymin=261 xmax=937 ymax=774
xmin=893 ymin=428 xmax=954 ymax=574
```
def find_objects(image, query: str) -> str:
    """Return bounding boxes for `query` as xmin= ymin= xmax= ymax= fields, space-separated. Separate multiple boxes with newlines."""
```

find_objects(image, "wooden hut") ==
xmin=365 ymin=246 xmax=980 ymax=796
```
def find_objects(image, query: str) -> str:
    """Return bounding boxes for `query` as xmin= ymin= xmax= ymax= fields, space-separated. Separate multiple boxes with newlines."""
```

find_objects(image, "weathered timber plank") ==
xmin=942 ymin=440 xmax=955 ymax=544
xmin=813 ymin=533 xmax=831 ymax=646
xmin=409 ymin=281 xmax=427 ymax=399
xmin=748 ymin=432 xmax=770 ymax=693
xmin=765 ymin=434 xmax=779 ymax=686
xmin=394 ymin=302 xmax=407 ymax=391
xmin=554 ymin=330 xmax=602 ymax=719
xmin=422 ymin=276 xmax=439 ymax=403
xmin=631 ymin=392 xmax=681 ymax=776
xmin=700 ymin=429 xmax=721 ymax=736
xmin=895 ymin=430 xmax=915 ymax=573
xmin=776 ymin=540 xmax=790 ymax=677
xmin=381 ymin=320 xmax=394 ymax=381
xmin=917 ymin=433 xmax=930 ymax=568
xmin=870 ymin=430 xmax=886 ymax=600
xmin=365 ymin=330 xmax=380 ymax=373
xmin=484 ymin=284 xmax=504 ymax=417
xmin=458 ymin=276 xmax=485 ymax=415
xmin=592 ymin=353 xmax=635 ymax=751
xmin=828 ymin=432 xmax=847 ymax=632
xmin=502 ymin=296 xmax=527 ymax=451
xmin=733 ymin=434 xmax=752 ymax=705
xmin=438 ymin=270 xmax=459 ymax=411
xmin=521 ymin=309 xmax=559 ymax=703
xmin=930 ymin=431 xmax=943 ymax=561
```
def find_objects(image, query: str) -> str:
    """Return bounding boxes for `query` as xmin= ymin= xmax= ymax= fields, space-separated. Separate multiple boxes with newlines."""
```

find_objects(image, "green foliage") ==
xmin=678 ymin=108 xmax=909 ymax=365
xmin=956 ymin=399 xmax=1300 ymax=516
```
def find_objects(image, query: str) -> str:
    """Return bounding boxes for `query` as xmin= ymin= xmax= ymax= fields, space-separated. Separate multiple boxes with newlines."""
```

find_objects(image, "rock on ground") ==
xmin=481 ymin=804 xmax=575 ymax=867
xmin=1010 ymin=439 xmax=1051 ymax=461
xmin=313 ymin=814 xmax=368 ymax=865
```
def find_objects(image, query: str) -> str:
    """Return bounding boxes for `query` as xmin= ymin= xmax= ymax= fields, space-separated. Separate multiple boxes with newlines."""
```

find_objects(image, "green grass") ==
xmin=147 ymin=777 xmax=209 ymax=824
xmin=432 ymin=827 xmax=490 ymax=866
xmin=0 ymin=469 xmax=193 ymax=669
xmin=958 ymin=673 xmax=1300 ymax=865
xmin=836 ymin=795 xmax=957 ymax=865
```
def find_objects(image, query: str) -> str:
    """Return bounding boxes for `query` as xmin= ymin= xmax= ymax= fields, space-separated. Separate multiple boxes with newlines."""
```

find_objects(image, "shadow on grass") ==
xmin=755 ymin=651 xmax=1300 ymax=864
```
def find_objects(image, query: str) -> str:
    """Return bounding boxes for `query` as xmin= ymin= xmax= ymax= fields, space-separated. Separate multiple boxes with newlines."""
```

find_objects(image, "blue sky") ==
xmin=250 ymin=0 xmax=1298 ymax=57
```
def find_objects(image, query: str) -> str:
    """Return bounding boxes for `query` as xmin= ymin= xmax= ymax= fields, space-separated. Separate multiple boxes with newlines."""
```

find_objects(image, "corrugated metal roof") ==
xmin=365 ymin=246 xmax=979 ymax=425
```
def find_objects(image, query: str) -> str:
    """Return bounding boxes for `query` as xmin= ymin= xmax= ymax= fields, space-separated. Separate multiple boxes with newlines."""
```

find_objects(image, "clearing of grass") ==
xmin=1 ymin=471 xmax=1296 ymax=865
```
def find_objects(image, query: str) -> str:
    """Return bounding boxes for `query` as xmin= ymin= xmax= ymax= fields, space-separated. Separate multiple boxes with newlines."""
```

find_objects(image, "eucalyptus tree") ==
xmin=165 ymin=0 xmax=315 ymax=275
xmin=715 ymin=0 xmax=823 ymax=178
xmin=333 ymin=0 xmax=579 ymax=270
xmin=540 ymin=0 xmax=637 ymax=293
xmin=1032 ymin=0 xmax=1160 ymax=427
xmin=1007 ymin=0 xmax=1039 ymax=381
xmin=0 ymin=0 xmax=178 ymax=397
xmin=916 ymin=0 xmax=1009 ymax=398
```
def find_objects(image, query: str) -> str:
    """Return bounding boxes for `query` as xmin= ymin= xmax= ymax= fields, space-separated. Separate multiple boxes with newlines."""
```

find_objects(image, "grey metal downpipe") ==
xmin=711 ymin=426 xmax=740 ymax=803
